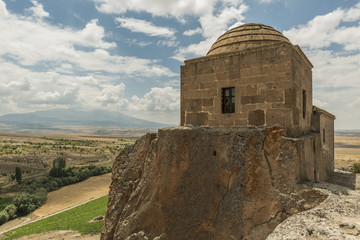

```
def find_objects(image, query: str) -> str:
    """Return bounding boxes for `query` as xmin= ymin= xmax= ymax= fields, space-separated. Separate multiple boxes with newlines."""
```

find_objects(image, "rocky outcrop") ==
xmin=101 ymin=126 xmax=325 ymax=240
xmin=267 ymin=182 xmax=360 ymax=240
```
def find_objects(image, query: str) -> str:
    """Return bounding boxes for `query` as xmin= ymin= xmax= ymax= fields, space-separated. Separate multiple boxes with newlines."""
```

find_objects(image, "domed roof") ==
xmin=207 ymin=23 xmax=292 ymax=56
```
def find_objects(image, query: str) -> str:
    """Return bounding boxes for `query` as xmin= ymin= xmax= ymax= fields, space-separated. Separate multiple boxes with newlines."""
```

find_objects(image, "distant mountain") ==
xmin=0 ymin=109 xmax=167 ymax=128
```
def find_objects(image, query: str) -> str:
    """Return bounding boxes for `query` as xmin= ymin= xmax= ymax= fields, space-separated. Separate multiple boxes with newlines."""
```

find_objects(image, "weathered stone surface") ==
xmin=248 ymin=109 xmax=265 ymax=126
xmin=185 ymin=112 xmax=208 ymax=126
xmin=267 ymin=182 xmax=360 ymax=240
xmin=241 ymin=95 xmax=265 ymax=104
xmin=101 ymin=127 xmax=325 ymax=240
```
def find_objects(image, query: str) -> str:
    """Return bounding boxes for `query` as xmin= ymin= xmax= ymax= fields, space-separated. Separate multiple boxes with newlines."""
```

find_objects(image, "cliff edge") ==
xmin=101 ymin=126 xmax=325 ymax=240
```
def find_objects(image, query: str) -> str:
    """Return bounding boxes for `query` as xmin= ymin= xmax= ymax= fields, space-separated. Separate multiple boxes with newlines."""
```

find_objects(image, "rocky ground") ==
xmin=267 ymin=182 xmax=360 ymax=240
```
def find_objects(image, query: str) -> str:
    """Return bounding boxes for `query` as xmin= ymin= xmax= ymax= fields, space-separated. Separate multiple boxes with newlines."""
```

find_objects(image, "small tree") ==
xmin=53 ymin=157 xmax=66 ymax=169
xmin=15 ymin=167 xmax=22 ymax=184
xmin=49 ymin=157 xmax=67 ymax=178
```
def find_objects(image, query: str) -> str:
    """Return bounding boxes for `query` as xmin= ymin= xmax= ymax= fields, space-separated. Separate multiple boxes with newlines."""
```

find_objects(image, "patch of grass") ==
xmin=3 ymin=195 xmax=108 ymax=240
xmin=0 ymin=197 xmax=13 ymax=211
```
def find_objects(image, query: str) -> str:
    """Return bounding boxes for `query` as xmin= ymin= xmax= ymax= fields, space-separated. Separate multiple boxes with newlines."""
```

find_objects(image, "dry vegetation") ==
xmin=0 ymin=132 xmax=135 ymax=192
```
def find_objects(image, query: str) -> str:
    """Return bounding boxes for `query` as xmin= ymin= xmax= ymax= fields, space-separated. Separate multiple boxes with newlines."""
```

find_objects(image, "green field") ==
xmin=2 ymin=195 xmax=108 ymax=239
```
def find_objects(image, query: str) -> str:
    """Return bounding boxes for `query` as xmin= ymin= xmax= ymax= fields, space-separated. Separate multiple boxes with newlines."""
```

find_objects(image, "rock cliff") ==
xmin=101 ymin=126 xmax=325 ymax=240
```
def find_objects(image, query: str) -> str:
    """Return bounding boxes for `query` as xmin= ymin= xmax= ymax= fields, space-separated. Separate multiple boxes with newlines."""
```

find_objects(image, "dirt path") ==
xmin=16 ymin=230 xmax=99 ymax=240
xmin=0 ymin=173 xmax=111 ymax=235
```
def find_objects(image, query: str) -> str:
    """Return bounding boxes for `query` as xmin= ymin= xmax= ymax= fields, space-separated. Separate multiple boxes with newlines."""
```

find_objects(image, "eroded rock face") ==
xmin=101 ymin=127 xmax=325 ymax=240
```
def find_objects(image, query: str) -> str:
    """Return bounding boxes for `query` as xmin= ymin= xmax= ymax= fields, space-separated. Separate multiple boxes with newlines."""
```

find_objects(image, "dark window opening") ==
xmin=302 ymin=90 xmax=306 ymax=118
xmin=323 ymin=129 xmax=326 ymax=143
xmin=313 ymin=140 xmax=316 ymax=153
xmin=222 ymin=87 xmax=235 ymax=113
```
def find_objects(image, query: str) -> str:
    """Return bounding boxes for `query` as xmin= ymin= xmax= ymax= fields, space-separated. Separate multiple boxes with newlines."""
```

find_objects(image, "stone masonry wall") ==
xmin=290 ymin=46 xmax=313 ymax=137
xmin=312 ymin=107 xmax=335 ymax=180
xmin=180 ymin=43 xmax=313 ymax=137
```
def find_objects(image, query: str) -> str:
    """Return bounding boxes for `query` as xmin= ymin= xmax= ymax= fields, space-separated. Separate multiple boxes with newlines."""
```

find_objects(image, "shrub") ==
xmin=353 ymin=163 xmax=360 ymax=174
xmin=0 ymin=210 xmax=9 ymax=225
xmin=15 ymin=167 xmax=22 ymax=184
xmin=5 ymin=204 xmax=17 ymax=219
xmin=13 ymin=193 xmax=38 ymax=215
xmin=13 ymin=188 xmax=47 ymax=216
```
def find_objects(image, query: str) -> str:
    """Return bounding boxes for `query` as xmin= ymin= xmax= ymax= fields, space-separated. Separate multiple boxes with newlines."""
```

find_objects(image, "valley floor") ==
xmin=0 ymin=173 xmax=111 ymax=236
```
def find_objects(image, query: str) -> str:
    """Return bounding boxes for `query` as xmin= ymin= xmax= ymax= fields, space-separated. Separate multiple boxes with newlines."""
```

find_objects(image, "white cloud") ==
xmin=157 ymin=40 xmax=179 ymax=47
xmin=0 ymin=0 xmax=176 ymax=77
xmin=313 ymin=98 xmax=328 ymax=109
xmin=0 ymin=61 xmax=81 ymax=109
xmin=125 ymin=39 xmax=152 ymax=47
xmin=0 ymin=1 xmax=176 ymax=78
xmin=259 ymin=0 xmax=274 ymax=3
xmin=94 ymin=0 xmax=248 ymax=61
xmin=6 ymin=78 xmax=31 ymax=91
xmin=80 ymin=19 xmax=115 ymax=49
xmin=344 ymin=2 xmax=360 ymax=22
xmin=115 ymin=17 xmax=176 ymax=39
xmin=284 ymin=9 xmax=344 ymax=49
xmin=95 ymin=0 xmax=219 ymax=19
xmin=183 ymin=27 xmax=202 ymax=36
xmin=173 ymin=38 xmax=215 ymax=62
xmin=174 ymin=3 xmax=248 ymax=61
xmin=0 ymin=15 xmax=116 ymax=66
xmin=26 ymin=0 xmax=49 ymax=19
xmin=97 ymin=83 xmax=128 ymax=109
xmin=284 ymin=3 xmax=360 ymax=50
xmin=0 ymin=0 xmax=180 ymax=124
xmin=0 ymin=0 xmax=8 ymax=16
xmin=129 ymin=87 xmax=179 ymax=111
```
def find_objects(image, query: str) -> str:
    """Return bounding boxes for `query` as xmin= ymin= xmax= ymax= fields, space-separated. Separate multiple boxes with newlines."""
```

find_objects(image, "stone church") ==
xmin=180 ymin=23 xmax=335 ymax=181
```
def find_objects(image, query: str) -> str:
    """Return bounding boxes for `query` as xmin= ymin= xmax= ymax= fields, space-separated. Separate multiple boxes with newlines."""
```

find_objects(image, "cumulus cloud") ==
xmin=97 ymin=83 xmax=128 ymax=106
xmin=26 ymin=0 xmax=49 ymax=19
xmin=129 ymin=87 xmax=180 ymax=111
xmin=344 ymin=2 xmax=360 ymax=22
xmin=94 ymin=0 xmax=219 ymax=19
xmin=115 ymin=17 xmax=176 ymax=39
xmin=80 ymin=19 xmax=115 ymax=49
xmin=93 ymin=0 xmax=248 ymax=61
xmin=284 ymin=4 xmax=360 ymax=50
xmin=0 ymin=0 xmax=180 ymax=123
xmin=183 ymin=27 xmax=202 ymax=36
xmin=172 ymin=38 xmax=215 ymax=62
xmin=0 ymin=1 xmax=175 ymax=77
xmin=174 ymin=3 xmax=248 ymax=61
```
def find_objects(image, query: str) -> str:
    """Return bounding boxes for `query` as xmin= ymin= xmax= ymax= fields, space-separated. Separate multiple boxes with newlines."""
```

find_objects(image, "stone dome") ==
xmin=207 ymin=23 xmax=292 ymax=56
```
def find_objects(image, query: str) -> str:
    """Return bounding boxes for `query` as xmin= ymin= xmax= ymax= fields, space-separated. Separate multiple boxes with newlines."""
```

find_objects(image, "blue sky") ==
xmin=0 ymin=0 xmax=360 ymax=129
